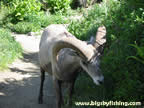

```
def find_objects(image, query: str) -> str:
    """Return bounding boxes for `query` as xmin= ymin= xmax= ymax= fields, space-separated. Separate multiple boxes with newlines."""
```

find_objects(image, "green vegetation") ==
xmin=8 ymin=22 xmax=41 ymax=34
xmin=0 ymin=0 xmax=71 ymax=34
xmin=0 ymin=29 xmax=22 ymax=70
xmin=128 ymin=43 xmax=144 ymax=64
xmin=4 ymin=13 xmax=69 ymax=34
xmin=68 ymin=0 xmax=144 ymax=105
xmin=10 ymin=0 xmax=41 ymax=22
xmin=45 ymin=0 xmax=71 ymax=13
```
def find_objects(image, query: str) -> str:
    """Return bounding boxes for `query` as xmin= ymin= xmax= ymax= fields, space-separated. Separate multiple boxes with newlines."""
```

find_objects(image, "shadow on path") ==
xmin=0 ymin=51 xmax=56 ymax=108
xmin=9 ymin=52 xmax=39 ymax=75
xmin=22 ymin=52 xmax=39 ymax=66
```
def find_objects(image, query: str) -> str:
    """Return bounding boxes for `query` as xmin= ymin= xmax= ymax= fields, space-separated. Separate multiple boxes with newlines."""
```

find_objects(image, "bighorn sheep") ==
xmin=38 ymin=24 xmax=106 ymax=108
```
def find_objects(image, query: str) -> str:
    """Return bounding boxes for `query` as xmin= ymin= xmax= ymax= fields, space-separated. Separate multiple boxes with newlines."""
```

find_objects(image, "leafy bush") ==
xmin=9 ymin=0 xmax=41 ymax=23
xmin=0 ymin=0 xmax=71 ymax=34
xmin=101 ymin=0 xmax=144 ymax=101
xmin=0 ymin=0 xmax=15 ymax=7
xmin=0 ymin=29 xmax=22 ymax=70
xmin=0 ymin=3 xmax=11 ymax=26
xmin=68 ymin=0 xmax=144 ymax=104
xmin=127 ymin=42 xmax=144 ymax=64
xmin=45 ymin=0 xmax=71 ymax=13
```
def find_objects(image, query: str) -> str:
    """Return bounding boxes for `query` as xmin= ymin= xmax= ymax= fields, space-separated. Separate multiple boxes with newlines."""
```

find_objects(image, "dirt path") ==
xmin=0 ymin=33 xmax=56 ymax=108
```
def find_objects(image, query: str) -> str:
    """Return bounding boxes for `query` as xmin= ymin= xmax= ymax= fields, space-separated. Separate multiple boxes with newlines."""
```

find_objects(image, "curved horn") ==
xmin=52 ymin=36 xmax=95 ymax=65
xmin=93 ymin=26 xmax=106 ymax=48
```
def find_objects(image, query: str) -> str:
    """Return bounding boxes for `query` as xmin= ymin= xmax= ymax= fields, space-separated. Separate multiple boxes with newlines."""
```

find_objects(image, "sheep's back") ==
xmin=39 ymin=24 xmax=68 ymax=70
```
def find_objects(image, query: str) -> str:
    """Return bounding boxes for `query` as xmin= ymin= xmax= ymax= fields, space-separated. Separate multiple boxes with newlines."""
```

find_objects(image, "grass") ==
xmin=25 ymin=13 xmax=69 ymax=28
xmin=0 ymin=29 xmax=22 ymax=70
xmin=5 ymin=22 xmax=41 ymax=34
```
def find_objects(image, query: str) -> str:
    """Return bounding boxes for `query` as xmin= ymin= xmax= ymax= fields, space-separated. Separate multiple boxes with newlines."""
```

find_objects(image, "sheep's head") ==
xmin=52 ymin=26 xmax=106 ymax=85
xmin=79 ymin=26 xmax=106 ymax=85
xmin=80 ymin=56 xmax=103 ymax=85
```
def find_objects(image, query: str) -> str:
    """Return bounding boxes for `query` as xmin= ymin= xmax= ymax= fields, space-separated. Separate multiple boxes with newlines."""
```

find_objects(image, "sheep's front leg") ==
xmin=53 ymin=77 xmax=62 ymax=108
xmin=38 ymin=68 xmax=45 ymax=104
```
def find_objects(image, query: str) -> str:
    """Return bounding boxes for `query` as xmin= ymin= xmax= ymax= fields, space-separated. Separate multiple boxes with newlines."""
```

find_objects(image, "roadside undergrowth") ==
xmin=0 ymin=29 xmax=22 ymax=70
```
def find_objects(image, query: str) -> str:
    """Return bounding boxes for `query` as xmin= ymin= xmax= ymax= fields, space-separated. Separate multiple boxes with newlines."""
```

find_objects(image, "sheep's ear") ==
xmin=87 ymin=36 xmax=95 ymax=44
xmin=90 ymin=36 xmax=95 ymax=43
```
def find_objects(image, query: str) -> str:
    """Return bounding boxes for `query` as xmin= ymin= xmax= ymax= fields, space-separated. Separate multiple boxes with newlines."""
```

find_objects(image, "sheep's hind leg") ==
xmin=38 ymin=68 xmax=45 ymax=104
